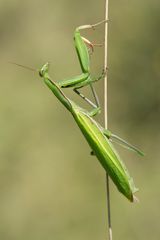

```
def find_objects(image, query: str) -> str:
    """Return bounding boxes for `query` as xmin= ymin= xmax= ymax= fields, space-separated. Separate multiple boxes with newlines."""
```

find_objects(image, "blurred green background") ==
xmin=0 ymin=0 xmax=160 ymax=239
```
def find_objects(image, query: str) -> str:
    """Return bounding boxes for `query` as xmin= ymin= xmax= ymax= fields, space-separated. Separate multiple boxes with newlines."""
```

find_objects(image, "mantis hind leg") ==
xmin=91 ymin=129 xmax=144 ymax=157
xmin=103 ymin=129 xmax=144 ymax=156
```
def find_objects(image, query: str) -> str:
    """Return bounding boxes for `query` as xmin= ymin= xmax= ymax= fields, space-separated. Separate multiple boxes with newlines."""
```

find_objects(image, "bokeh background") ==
xmin=0 ymin=0 xmax=160 ymax=239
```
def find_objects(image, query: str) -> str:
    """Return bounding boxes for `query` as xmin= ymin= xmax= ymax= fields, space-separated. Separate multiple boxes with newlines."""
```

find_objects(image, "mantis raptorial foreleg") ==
xmin=59 ymin=67 xmax=106 ymax=109
xmin=57 ymin=20 xmax=107 ymax=113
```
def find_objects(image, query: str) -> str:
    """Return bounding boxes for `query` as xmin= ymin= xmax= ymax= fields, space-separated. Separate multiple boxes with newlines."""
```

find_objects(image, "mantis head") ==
xmin=39 ymin=62 xmax=49 ymax=78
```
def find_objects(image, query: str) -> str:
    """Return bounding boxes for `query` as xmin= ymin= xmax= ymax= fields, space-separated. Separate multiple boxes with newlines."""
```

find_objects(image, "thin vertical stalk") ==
xmin=104 ymin=1 xmax=113 ymax=240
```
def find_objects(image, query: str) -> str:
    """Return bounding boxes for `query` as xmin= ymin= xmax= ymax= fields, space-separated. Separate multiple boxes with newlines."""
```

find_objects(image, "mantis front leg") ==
xmin=57 ymin=20 xmax=107 ymax=114
xmin=58 ymin=66 xmax=107 ymax=113
xmin=58 ymin=70 xmax=105 ymax=113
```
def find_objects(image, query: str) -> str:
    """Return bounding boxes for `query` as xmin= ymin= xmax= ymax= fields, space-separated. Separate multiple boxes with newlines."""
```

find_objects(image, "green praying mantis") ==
xmin=12 ymin=21 xmax=144 ymax=202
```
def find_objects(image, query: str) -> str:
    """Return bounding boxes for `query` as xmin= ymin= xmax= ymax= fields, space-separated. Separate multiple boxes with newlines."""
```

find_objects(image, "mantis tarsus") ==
xmin=30 ymin=62 xmax=143 ymax=202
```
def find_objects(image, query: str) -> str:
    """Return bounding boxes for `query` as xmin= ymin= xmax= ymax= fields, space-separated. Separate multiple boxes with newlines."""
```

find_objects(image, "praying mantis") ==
xmin=12 ymin=21 xmax=144 ymax=202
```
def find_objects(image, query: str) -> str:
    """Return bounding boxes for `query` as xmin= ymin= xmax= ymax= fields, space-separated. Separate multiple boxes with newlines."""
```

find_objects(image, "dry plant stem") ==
xmin=104 ymin=0 xmax=113 ymax=240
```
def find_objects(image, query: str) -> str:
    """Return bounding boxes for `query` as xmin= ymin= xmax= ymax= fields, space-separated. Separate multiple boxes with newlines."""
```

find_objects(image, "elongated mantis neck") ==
xmin=41 ymin=72 xmax=72 ymax=112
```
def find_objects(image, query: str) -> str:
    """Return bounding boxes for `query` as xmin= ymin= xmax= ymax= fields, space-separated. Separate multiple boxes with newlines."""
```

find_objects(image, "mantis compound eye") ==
xmin=39 ymin=69 xmax=43 ymax=77
xmin=39 ymin=62 xmax=49 ymax=77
